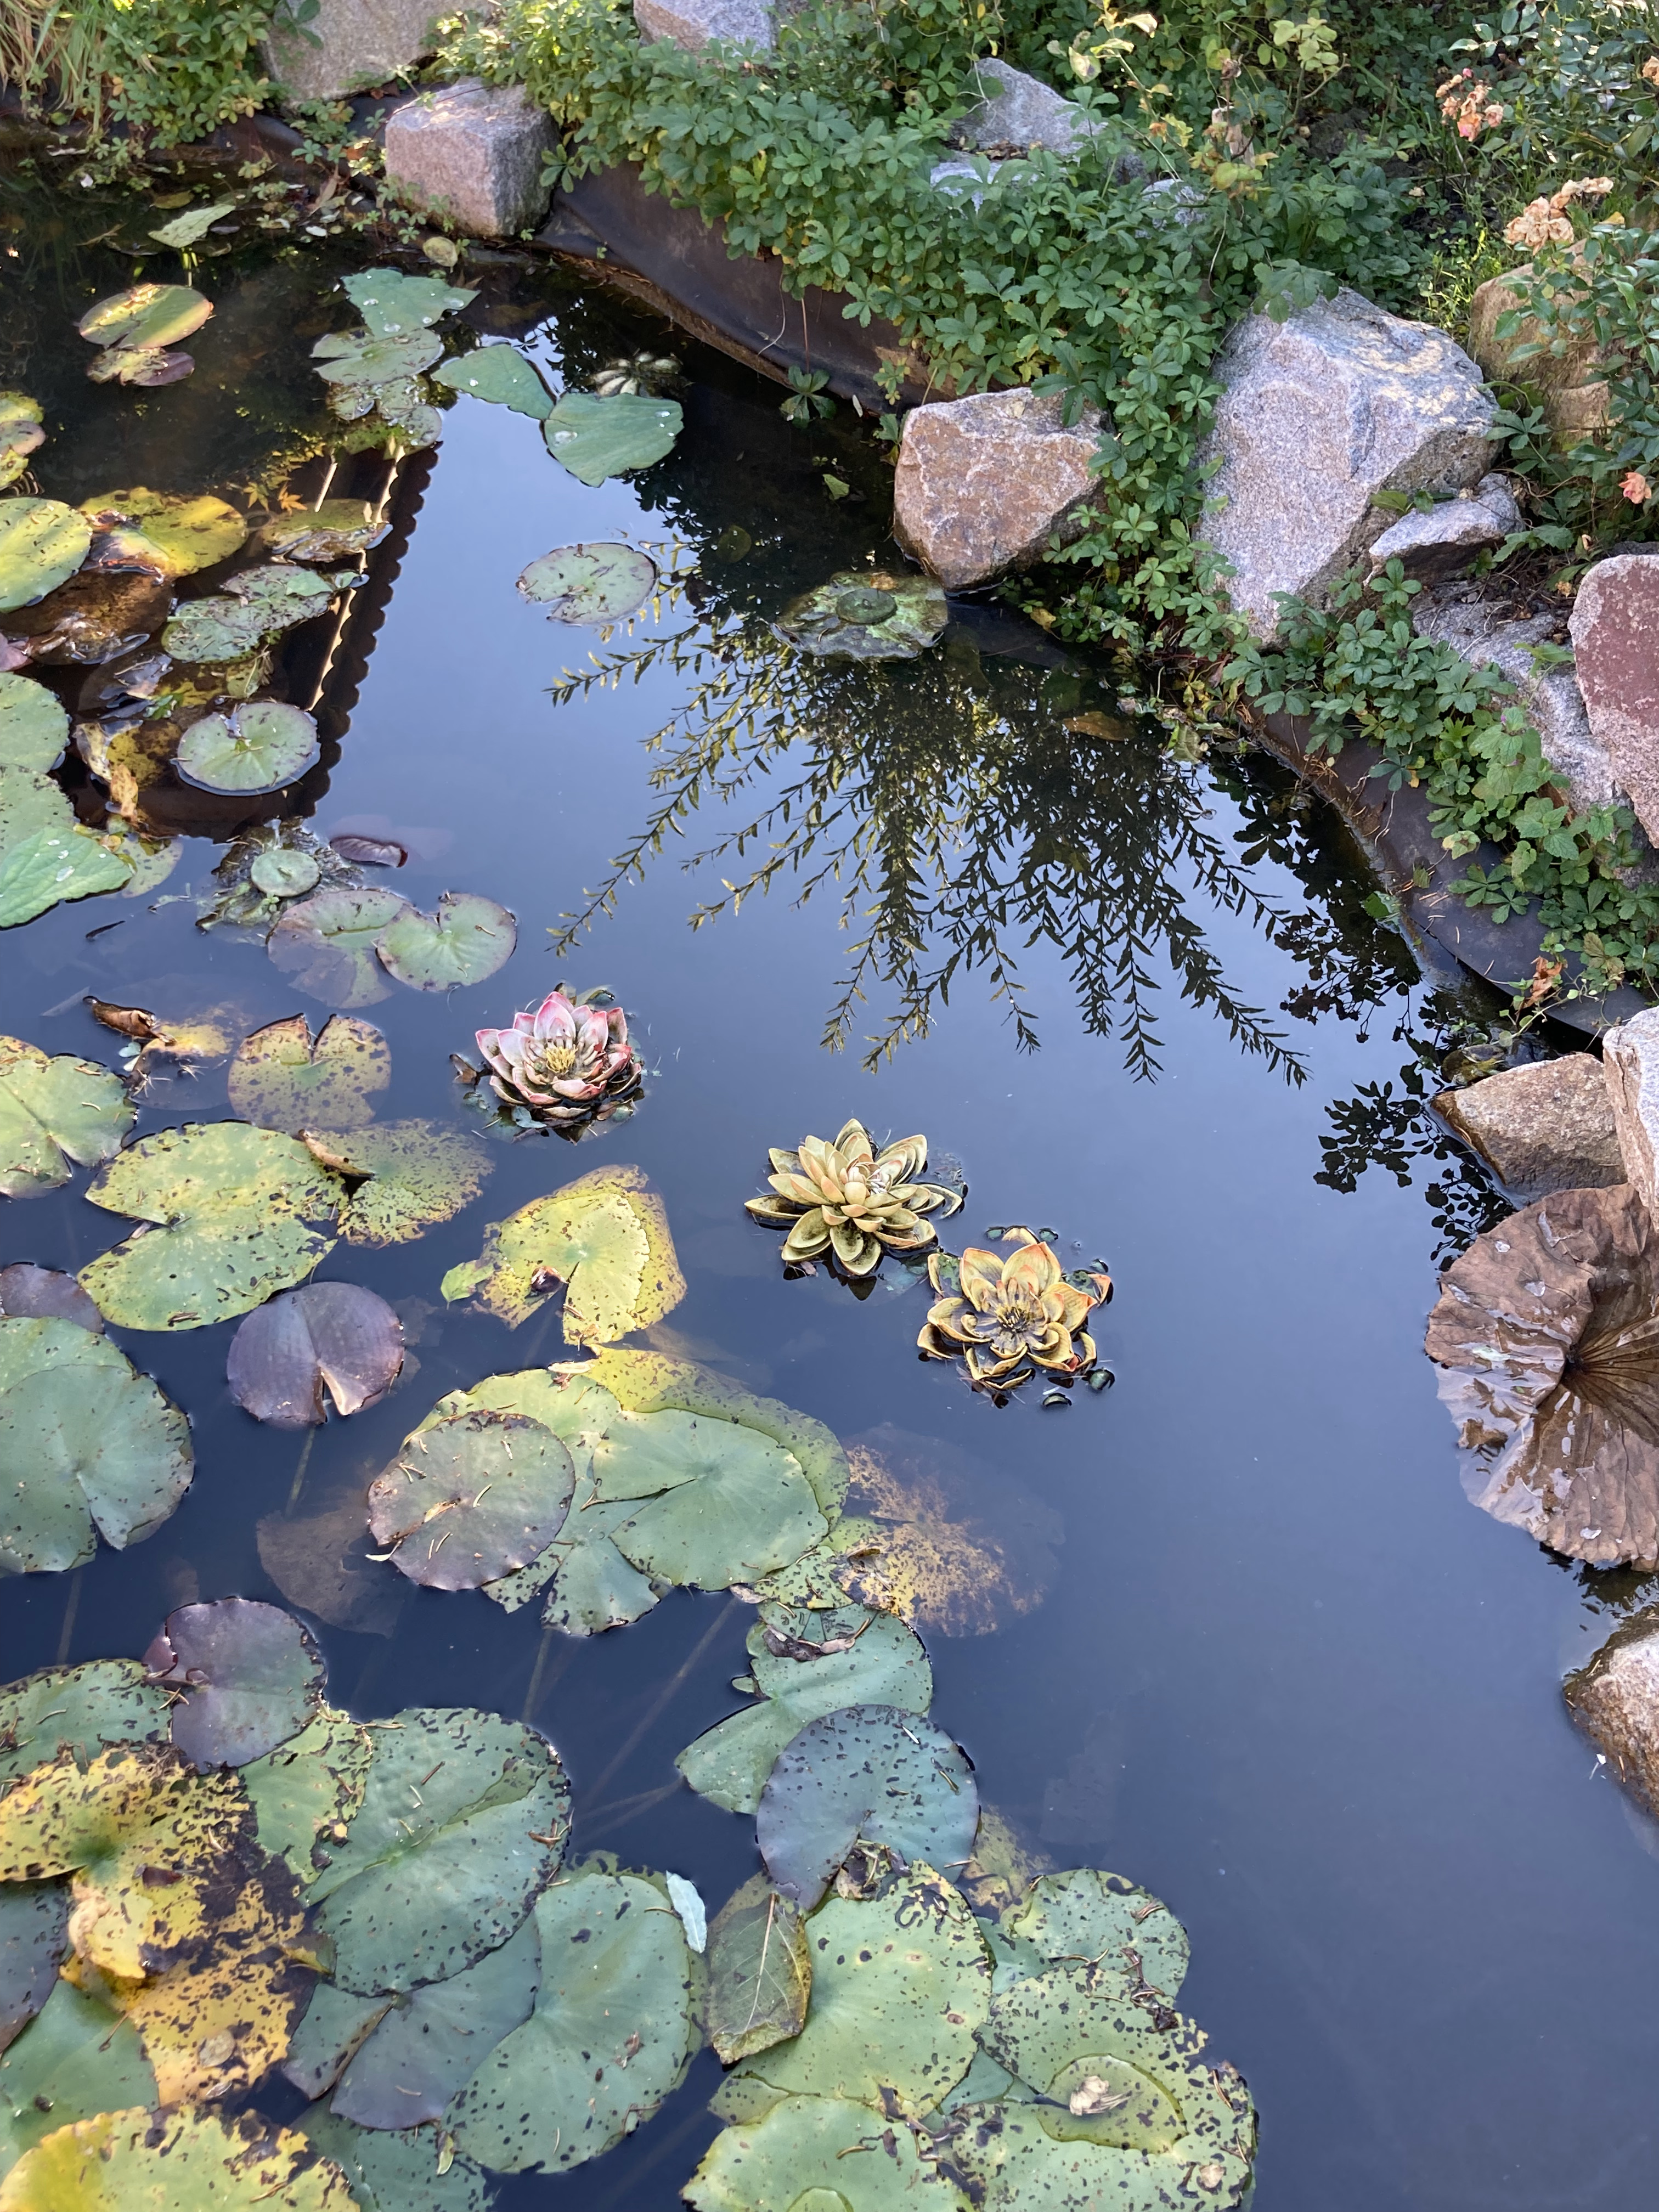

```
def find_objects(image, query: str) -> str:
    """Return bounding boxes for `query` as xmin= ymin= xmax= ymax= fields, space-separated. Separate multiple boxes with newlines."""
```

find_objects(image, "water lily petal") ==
xmin=834 ymin=1119 xmax=875 ymax=1166
xmin=1002 ymin=1240 xmax=1062 ymax=1301
xmin=530 ymin=991 xmax=579 ymax=1043
xmin=767 ymin=1172 xmax=822 ymax=1208
xmin=830 ymin=1219 xmax=879 ymax=1273
xmin=781 ymin=1210 xmax=831 ymax=1261
xmin=957 ymin=1249 xmax=1006 ymax=1310
xmin=745 ymin=1195 xmax=803 ymax=1225
xmin=874 ymin=1135 xmax=928 ymax=1182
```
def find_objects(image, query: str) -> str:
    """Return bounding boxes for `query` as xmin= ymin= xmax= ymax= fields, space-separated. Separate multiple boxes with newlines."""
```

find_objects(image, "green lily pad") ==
xmin=440 ymin=1163 xmax=685 ymax=1339
xmin=1 ymin=2105 xmax=356 ymax=2212
xmin=368 ymin=1408 xmax=575 ymax=1590
xmin=77 ymin=283 xmax=212 ymax=350
xmin=0 ymin=1035 xmax=132 ymax=1198
xmin=0 ymin=396 xmax=44 ymax=494
xmin=532 ymin=1480 xmax=663 ymax=1634
xmin=542 ymin=391 xmax=683 ymax=486
xmin=300 ymin=2113 xmax=492 ymax=2212
xmin=0 ymin=1884 xmax=67 ymax=2056
xmin=374 ymin=892 xmax=516 ymax=991
xmin=78 ymin=1120 xmax=345 ymax=1331
xmin=449 ymin=1865 xmax=695 ymax=2173
xmin=0 ymin=679 xmax=65 ymax=772
xmin=776 ymin=570 xmax=948 ymax=662
xmin=735 ymin=1867 xmax=991 ymax=2115
xmin=0 ymin=1318 xmax=193 ymax=1572
xmin=436 ymin=347 xmax=553 ymax=418
xmin=679 ymin=1604 xmax=931 ymax=1813
xmin=285 ymin=1981 xmax=393 ymax=2100
xmin=1002 ymin=1871 xmax=1188 ymax=2004
xmin=704 ymin=1872 xmax=811 ymax=2066
xmin=0 ymin=1658 xmax=170 ymax=1786
xmin=263 ymin=501 xmax=388 ymax=565
xmin=244 ymin=1706 xmax=373 ymax=1883
xmin=687 ymin=2092 xmax=974 ymax=2212
xmin=313 ymin=329 xmax=445 ymax=387
xmin=342 ymin=269 xmax=477 ymax=337
xmin=757 ymin=1705 xmax=980 ymax=1911
xmin=252 ymin=847 xmax=321 ymax=897
xmin=267 ymin=887 xmax=413 ymax=1009
xmin=0 ymin=780 xmax=132 ymax=928
xmin=176 ymin=700 xmax=320 ymax=794
xmin=142 ymin=1596 xmax=325 ymax=1765
xmin=0 ymin=1979 xmax=157 ymax=2181
xmin=200 ymin=824 xmax=353 ymax=932
xmin=309 ymin=1706 xmax=569 ymax=1995
xmin=228 ymin=1013 xmax=391 ymax=1133
xmin=0 ymin=500 xmax=92 ymax=613
xmin=593 ymin=1407 xmax=828 ymax=1591
xmin=77 ymin=488 xmax=247 ymax=578
xmin=517 ymin=542 xmax=657 ymax=623
xmin=162 ymin=563 xmax=340 ymax=663
xmin=303 ymin=1119 xmax=493 ymax=1245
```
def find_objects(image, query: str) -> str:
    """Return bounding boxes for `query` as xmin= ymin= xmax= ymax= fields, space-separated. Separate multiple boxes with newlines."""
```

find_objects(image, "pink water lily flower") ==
xmin=475 ymin=990 xmax=636 ymax=1116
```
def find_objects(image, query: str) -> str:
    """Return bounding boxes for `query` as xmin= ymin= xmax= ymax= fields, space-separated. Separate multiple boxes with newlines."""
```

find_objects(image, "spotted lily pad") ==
xmin=368 ymin=1408 xmax=575 ymax=1590
xmin=263 ymin=501 xmax=389 ymax=565
xmin=227 ymin=1283 xmax=405 ymax=1427
xmin=242 ymin=1706 xmax=373 ymax=1883
xmin=0 ymin=679 xmax=65 ymax=772
xmin=78 ymin=1120 xmax=345 ymax=1331
xmin=374 ymin=893 xmax=516 ymax=991
xmin=303 ymin=1120 xmax=493 ymax=1245
xmin=0 ymin=500 xmax=92 ymax=613
xmin=0 ymin=396 xmax=44 ymax=494
xmin=777 ymin=569 xmax=948 ymax=661
xmin=0 ymin=1658 xmax=171 ymax=1786
xmin=687 ymin=2091 xmax=973 ymax=2212
xmin=177 ymin=700 xmax=320 ymax=794
xmin=0 ymin=1980 xmax=158 ymax=2179
xmin=300 ymin=2113 xmax=492 ymax=2212
xmin=703 ymin=1872 xmax=812 ymax=2066
xmin=252 ymin=848 xmax=321 ymax=898
xmin=0 ymin=1884 xmax=67 ymax=2057
xmin=228 ymin=1013 xmax=391 ymax=1133
xmin=1 ymin=2106 xmax=354 ymax=2212
xmin=436 ymin=347 xmax=553 ymax=418
xmin=267 ymin=887 xmax=413 ymax=1009
xmin=517 ymin=543 xmax=657 ymax=623
xmin=143 ymin=1596 xmax=325 ymax=1765
xmin=77 ymin=489 xmax=247 ymax=577
xmin=440 ymin=1163 xmax=685 ymax=1339
xmin=200 ymin=824 xmax=356 ymax=932
xmin=77 ymin=283 xmax=213 ymax=351
xmin=591 ymin=1407 xmax=828 ymax=1590
xmin=0 ymin=1036 xmax=132 ymax=1198
xmin=1002 ymin=1870 xmax=1188 ymax=2001
xmin=163 ymin=564 xmax=341 ymax=663
xmin=542 ymin=392 xmax=683 ymax=487
xmin=342 ymin=269 xmax=477 ymax=336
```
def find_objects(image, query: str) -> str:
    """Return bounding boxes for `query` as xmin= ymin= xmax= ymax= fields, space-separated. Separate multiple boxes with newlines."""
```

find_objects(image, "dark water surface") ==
xmin=3 ymin=180 xmax=1657 ymax=2212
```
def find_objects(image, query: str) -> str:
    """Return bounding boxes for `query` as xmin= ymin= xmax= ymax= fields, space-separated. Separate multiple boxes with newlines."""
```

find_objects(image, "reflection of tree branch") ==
xmin=550 ymin=625 xmax=1310 ymax=1080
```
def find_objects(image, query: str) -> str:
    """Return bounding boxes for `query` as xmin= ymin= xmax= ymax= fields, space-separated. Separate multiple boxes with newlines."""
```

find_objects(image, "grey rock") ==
xmin=952 ymin=58 xmax=1099 ymax=157
xmin=1367 ymin=472 xmax=1520 ymax=582
xmin=1603 ymin=1007 xmax=1659 ymax=1218
xmin=1566 ymin=1615 xmax=1659 ymax=1819
xmin=383 ymin=79 xmax=556 ymax=238
xmin=1199 ymin=287 xmax=1496 ymax=642
xmin=1570 ymin=554 xmax=1659 ymax=845
xmin=634 ymin=0 xmax=775 ymax=49
xmin=893 ymin=388 xmax=1103 ymax=592
xmin=1434 ymin=1054 xmax=1622 ymax=1201
xmin=262 ymin=0 xmax=444 ymax=100
xmin=1141 ymin=176 xmax=1206 ymax=225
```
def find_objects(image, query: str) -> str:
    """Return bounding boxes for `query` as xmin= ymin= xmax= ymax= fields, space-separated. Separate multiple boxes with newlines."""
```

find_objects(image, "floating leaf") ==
xmin=162 ymin=563 xmax=340 ymax=663
xmin=308 ymin=1707 xmax=569 ymax=1995
xmin=176 ymin=700 xmax=320 ymax=794
xmin=253 ymin=848 xmax=321 ymax=897
xmin=143 ymin=1597 xmax=325 ymax=1766
xmin=517 ymin=541 xmax=657 ymax=623
xmin=267 ymin=887 xmax=412 ymax=1010
xmin=0 ymin=1265 xmax=100 ymax=1331
xmin=542 ymin=392 xmax=682 ymax=487
xmin=440 ymin=1163 xmax=685 ymax=1339
xmin=687 ymin=2091 xmax=973 ymax=2212
xmin=342 ymin=269 xmax=477 ymax=337
xmin=776 ymin=570 xmax=949 ymax=662
xmin=77 ymin=283 xmax=212 ymax=350
xmin=450 ymin=1865 xmax=695 ymax=2173
xmin=313 ymin=330 xmax=445 ymax=387
xmin=0 ymin=1036 xmax=132 ymax=1199
xmin=666 ymin=1870 xmax=707 ymax=1951
xmin=374 ymin=893 xmax=516 ymax=992
xmin=1002 ymin=1870 xmax=1188 ymax=2002
xmin=0 ymin=1658 xmax=170 ymax=1786
xmin=678 ymin=1604 xmax=930 ymax=1813
xmin=0 ymin=397 xmax=43 ymax=494
xmin=436 ymin=347 xmax=553 ymax=418
xmin=304 ymin=1120 xmax=493 ymax=1246
xmin=330 ymin=832 xmax=405 ymax=868
xmin=78 ymin=1121 xmax=345 ymax=1331
xmin=0 ymin=1884 xmax=66 ymax=2057
xmin=0 ymin=776 xmax=131 ymax=929
xmin=0 ymin=1980 xmax=156 ymax=2179
xmin=148 ymin=200 xmax=238 ymax=248
xmin=0 ymin=501 xmax=92 ymax=614
xmin=2 ymin=2107 xmax=356 ymax=2212
xmin=263 ymin=501 xmax=388 ymax=565
xmin=256 ymin=1497 xmax=405 ymax=1639
xmin=757 ymin=1705 xmax=980 ymax=1911
xmin=368 ymin=1408 xmax=574 ymax=1590
xmin=243 ymin=1707 xmax=373 ymax=1883
xmin=228 ymin=1014 xmax=390 ymax=1133
xmin=332 ymin=1912 xmax=540 ymax=2128
xmin=228 ymin=1283 xmax=405 ymax=1429
xmin=0 ymin=676 xmax=67 ymax=770
xmin=77 ymin=488 xmax=246 ymax=577
xmin=86 ymin=342 xmax=196 ymax=386
xmin=703 ymin=1872 xmax=811 ymax=2065
xmin=300 ymin=2112 xmax=492 ymax=2212
xmin=592 ymin=1407 xmax=827 ymax=1591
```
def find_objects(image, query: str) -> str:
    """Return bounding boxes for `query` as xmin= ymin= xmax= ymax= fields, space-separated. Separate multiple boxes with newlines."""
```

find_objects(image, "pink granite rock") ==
xmin=892 ymin=390 xmax=1103 ymax=592
xmin=383 ymin=80 xmax=555 ymax=239
xmin=1568 ymin=553 xmax=1659 ymax=843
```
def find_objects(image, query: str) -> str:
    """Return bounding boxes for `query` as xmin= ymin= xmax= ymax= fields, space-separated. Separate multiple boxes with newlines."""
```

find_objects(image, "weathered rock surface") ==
xmin=951 ymin=59 xmax=1101 ymax=157
xmin=1367 ymin=473 xmax=1520 ymax=582
xmin=1603 ymin=1006 xmax=1659 ymax=1218
xmin=1566 ymin=1616 xmax=1659 ymax=1819
xmin=383 ymin=79 xmax=556 ymax=238
xmin=634 ymin=0 xmax=775 ymax=48
xmin=892 ymin=388 xmax=1103 ymax=591
xmin=1435 ymin=1054 xmax=1622 ymax=1200
xmin=1569 ymin=554 xmax=1659 ymax=845
xmin=1199 ymin=288 xmax=1496 ymax=641
xmin=1468 ymin=266 xmax=1607 ymax=439
xmin=262 ymin=0 xmax=443 ymax=100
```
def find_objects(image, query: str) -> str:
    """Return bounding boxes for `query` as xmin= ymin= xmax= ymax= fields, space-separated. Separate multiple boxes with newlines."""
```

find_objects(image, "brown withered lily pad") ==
xmin=0 ymin=1263 xmax=103 ymax=1331
xmin=227 ymin=1283 xmax=404 ymax=1429
xmin=1424 ymin=1183 xmax=1659 ymax=1566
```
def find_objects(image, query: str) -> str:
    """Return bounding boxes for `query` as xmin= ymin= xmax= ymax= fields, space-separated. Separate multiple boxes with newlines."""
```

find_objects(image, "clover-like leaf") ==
xmin=436 ymin=347 xmax=552 ymax=417
xmin=542 ymin=391 xmax=683 ymax=486
xmin=374 ymin=893 xmax=516 ymax=992
xmin=177 ymin=701 xmax=320 ymax=794
xmin=305 ymin=1119 xmax=493 ymax=1245
xmin=0 ymin=1036 xmax=132 ymax=1199
xmin=228 ymin=1282 xmax=405 ymax=1428
xmin=517 ymin=542 xmax=656 ymax=622
xmin=440 ymin=1163 xmax=684 ymax=1339
xmin=368 ymin=1408 xmax=574 ymax=1591
xmin=0 ymin=676 xmax=67 ymax=771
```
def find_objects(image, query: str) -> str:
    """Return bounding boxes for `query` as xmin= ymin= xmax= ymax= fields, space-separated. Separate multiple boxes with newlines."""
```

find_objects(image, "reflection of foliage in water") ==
xmin=549 ymin=618 xmax=1310 ymax=1082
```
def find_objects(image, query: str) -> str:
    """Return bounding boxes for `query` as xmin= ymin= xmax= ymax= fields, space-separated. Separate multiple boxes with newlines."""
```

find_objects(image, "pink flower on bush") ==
xmin=475 ymin=990 xmax=637 ymax=1119
xmin=1622 ymin=470 xmax=1654 ymax=504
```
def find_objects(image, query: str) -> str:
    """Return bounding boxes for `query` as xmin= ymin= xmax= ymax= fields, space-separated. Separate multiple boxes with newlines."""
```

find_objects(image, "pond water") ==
xmin=5 ymin=168 xmax=1659 ymax=2212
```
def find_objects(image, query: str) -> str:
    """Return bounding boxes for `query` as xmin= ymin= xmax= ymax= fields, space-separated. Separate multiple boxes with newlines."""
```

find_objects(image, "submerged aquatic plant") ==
xmin=469 ymin=986 xmax=640 ymax=1127
xmin=745 ymin=1119 xmax=963 ymax=1276
xmin=919 ymin=1231 xmax=1109 ymax=1392
xmin=591 ymin=352 xmax=682 ymax=397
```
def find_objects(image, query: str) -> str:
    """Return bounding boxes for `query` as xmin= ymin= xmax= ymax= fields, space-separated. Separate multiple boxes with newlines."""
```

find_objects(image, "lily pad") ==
xmin=149 ymin=200 xmax=238 ymax=249
xmin=776 ymin=570 xmax=948 ymax=661
xmin=449 ymin=1865 xmax=695 ymax=2173
xmin=0 ymin=1035 xmax=132 ymax=1198
xmin=77 ymin=489 xmax=247 ymax=577
xmin=704 ymin=1872 xmax=812 ymax=2066
xmin=308 ymin=1706 xmax=569 ymax=1995
xmin=1 ymin=2107 xmax=356 ymax=2212
xmin=253 ymin=848 xmax=322 ymax=896
xmin=0 ymin=1980 xmax=157 ymax=2180
xmin=0 ymin=1658 xmax=170 ymax=1786
xmin=0 ymin=777 xmax=132 ymax=928
xmin=263 ymin=501 xmax=389 ymax=565
xmin=0 ymin=1265 xmax=101 ymax=1331
xmin=342 ymin=269 xmax=477 ymax=336
xmin=77 ymin=284 xmax=212 ymax=351
xmin=201 ymin=823 xmax=356 ymax=932
xmin=757 ymin=1705 xmax=980 ymax=1911
xmin=1002 ymin=1870 xmax=1188 ymax=2003
xmin=313 ymin=329 xmax=445 ymax=386
xmin=436 ymin=347 xmax=553 ymax=418
xmin=143 ymin=1596 xmax=325 ymax=1765
xmin=163 ymin=564 xmax=341 ymax=663
xmin=256 ymin=1498 xmax=406 ymax=1640
xmin=332 ymin=1911 xmax=540 ymax=2128
xmin=243 ymin=1706 xmax=373 ymax=1883
xmin=679 ymin=1604 xmax=931 ymax=1813
xmin=0 ymin=396 xmax=43 ymax=494
xmin=0 ymin=1885 xmax=67 ymax=2057
xmin=267 ymin=887 xmax=413 ymax=1009
xmin=0 ymin=1318 xmax=193 ymax=1573
xmin=300 ymin=2113 xmax=492 ymax=2212
xmin=228 ymin=1013 xmax=391 ymax=1133
xmin=0 ymin=501 xmax=92 ymax=613
xmin=177 ymin=700 xmax=320 ymax=794
xmin=374 ymin=893 xmax=516 ymax=991
xmin=543 ymin=391 xmax=683 ymax=487
xmin=78 ymin=1120 xmax=345 ymax=1331
xmin=304 ymin=1120 xmax=493 ymax=1245
xmin=228 ymin=1283 xmax=405 ymax=1427
xmin=592 ymin=1407 xmax=828 ymax=1590
xmin=517 ymin=542 xmax=657 ymax=623
xmin=368 ymin=1408 xmax=575 ymax=1590
xmin=86 ymin=342 xmax=197 ymax=386
xmin=440 ymin=1163 xmax=685 ymax=1339
xmin=0 ymin=675 xmax=67 ymax=769
xmin=686 ymin=2091 xmax=973 ymax=2212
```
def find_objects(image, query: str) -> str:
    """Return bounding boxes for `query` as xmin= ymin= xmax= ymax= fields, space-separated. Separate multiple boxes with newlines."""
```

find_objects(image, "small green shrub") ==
xmin=0 ymin=0 xmax=275 ymax=147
